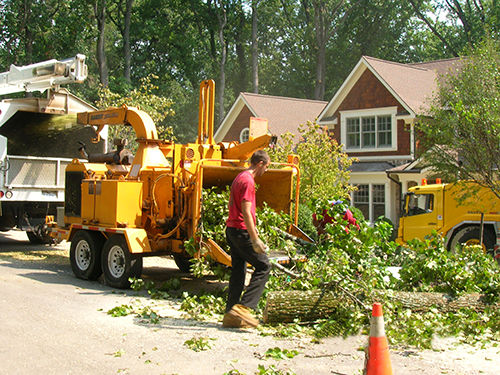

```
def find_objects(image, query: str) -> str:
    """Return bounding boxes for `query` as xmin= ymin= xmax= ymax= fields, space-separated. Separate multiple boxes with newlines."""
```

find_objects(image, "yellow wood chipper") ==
xmin=46 ymin=80 xmax=309 ymax=288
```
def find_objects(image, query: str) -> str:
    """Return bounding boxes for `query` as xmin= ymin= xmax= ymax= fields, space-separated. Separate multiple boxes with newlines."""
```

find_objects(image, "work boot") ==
xmin=228 ymin=304 xmax=259 ymax=327
xmin=222 ymin=312 xmax=251 ymax=328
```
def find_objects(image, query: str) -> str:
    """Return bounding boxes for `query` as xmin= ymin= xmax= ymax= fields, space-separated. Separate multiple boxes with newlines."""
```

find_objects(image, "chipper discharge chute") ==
xmin=46 ymin=80 xmax=311 ymax=288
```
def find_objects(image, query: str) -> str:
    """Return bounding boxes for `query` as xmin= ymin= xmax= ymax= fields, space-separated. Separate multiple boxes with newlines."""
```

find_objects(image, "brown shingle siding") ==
xmin=338 ymin=69 xmax=400 ymax=112
xmin=330 ymin=70 xmax=411 ymax=157
xmin=222 ymin=106 xmax=253 ymax=142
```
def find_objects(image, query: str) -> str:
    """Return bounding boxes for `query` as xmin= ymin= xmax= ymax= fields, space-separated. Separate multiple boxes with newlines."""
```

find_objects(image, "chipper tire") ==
xmin=173 ymin=254 xmax=192 ymax=273
xmin=70 ymin=230 xmax=105 ymax=281
xmin=102 ymin=235 xmax=143 ymax=289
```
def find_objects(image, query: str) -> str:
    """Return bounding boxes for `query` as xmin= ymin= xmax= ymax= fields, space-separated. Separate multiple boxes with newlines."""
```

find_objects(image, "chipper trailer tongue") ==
xmin=47 ymin=80 xmax=310 ymax=288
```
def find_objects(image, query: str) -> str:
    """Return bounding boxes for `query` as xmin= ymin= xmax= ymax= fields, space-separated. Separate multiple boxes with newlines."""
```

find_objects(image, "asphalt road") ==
xmin=1 ymin=229 xmax=499 ymax=375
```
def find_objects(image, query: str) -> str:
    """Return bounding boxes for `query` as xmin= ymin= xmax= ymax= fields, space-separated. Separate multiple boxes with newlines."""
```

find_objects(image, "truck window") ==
xmin=407 ymin=194 xmax=434 ymax=216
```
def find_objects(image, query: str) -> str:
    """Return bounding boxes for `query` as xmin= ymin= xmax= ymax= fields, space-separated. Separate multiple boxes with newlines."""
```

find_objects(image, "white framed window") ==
xmin=239 ymin=127 xmax=250 ymax=143
xmin=341 ymin=107 xmax=397 ymax=152
xmin=352 ymin=183 xmax=386 ymax=223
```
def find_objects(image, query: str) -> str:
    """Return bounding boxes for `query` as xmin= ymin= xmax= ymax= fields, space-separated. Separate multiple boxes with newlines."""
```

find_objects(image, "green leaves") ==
xmin=262 ymin=347 xmax=299 ymax=360
xmin=269 ymin=122 xmax=355 ymax=203
xmin=183 ymin=336 xmax=215 ymax=352
xmin=395 ymin=235 xmax=500 ymax=297
xmin=418 ymin=37 xmax=500 ymax=197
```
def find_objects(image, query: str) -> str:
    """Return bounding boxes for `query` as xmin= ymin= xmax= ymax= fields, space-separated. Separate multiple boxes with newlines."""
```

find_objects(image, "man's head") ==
xmin=250 ymin=150 xmax=270 ymax=177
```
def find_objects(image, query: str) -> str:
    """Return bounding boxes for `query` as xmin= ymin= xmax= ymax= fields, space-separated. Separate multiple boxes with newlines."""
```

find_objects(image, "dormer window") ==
xmin=341 ymin=107 xmax=397 ymax=152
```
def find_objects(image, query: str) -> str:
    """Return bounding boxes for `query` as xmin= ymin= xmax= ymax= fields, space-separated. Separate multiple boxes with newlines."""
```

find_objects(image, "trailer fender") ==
xmin=66 ymin=225 xmax=152 ymax=254
xmin=122 ymin=228 xmax=153 ymax=254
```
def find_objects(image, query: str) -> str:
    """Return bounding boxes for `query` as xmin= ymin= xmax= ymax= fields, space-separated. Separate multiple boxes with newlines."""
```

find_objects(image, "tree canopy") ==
xmin=1 ymin=0 xmax=499 ymax=143
xmin=417 ymin=37 xmax=500 ymax=199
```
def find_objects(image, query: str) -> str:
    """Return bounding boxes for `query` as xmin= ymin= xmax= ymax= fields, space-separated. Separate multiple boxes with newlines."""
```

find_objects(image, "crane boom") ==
xmin=0 ymin=54 xmax=87 ymax=96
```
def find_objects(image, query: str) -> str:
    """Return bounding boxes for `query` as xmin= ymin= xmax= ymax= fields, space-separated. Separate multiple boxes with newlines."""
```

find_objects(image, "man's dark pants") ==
xmin=225 ymin=227 xmax=272 ymax=313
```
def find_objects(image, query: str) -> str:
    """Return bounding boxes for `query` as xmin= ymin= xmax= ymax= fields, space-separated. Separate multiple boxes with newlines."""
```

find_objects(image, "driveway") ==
xmin=0 ymin=229 xmax=498 ymax=375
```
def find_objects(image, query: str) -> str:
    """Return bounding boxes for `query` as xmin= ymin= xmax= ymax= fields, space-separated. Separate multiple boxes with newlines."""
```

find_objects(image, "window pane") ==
xmin=354 ymin=184 xmax=369 ymax=203
xmin=373 ymin=184 xmax=385 ymax=220
xmin=346 ymin=118 xmax=360 ymax=148
xmin=377 ymin=116 xmax=392 ymax=147
xmin=348 ymin=134 xmax=360 ymax=147
xmin=362 ymin=117 xmax=375 ymax=132
xmin=240 ymin=128 xmax=250 ymax=143
xmin=347 ymin=118 xmax=360 ymax=133
xmin=362 ymin=117 xmax=375 ymax=148
xmin=354 ymin=185 xmax=369 ymax=221
xmin=372 ymin=184 xmax=385 ymax=203
xmin=362 ymin=132 xmax=375 ymax=147
xmin=374 ymin=204 xmax=385 ymax=220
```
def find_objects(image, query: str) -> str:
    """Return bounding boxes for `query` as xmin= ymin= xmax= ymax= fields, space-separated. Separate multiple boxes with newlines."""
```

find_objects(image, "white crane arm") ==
xmin=0 ymin=54 xmax=87 ymax=96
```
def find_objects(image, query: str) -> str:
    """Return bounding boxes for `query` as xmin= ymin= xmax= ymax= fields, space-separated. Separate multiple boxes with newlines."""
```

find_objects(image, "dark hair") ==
xmin=250 ymin=150 xmax=270 ymax=166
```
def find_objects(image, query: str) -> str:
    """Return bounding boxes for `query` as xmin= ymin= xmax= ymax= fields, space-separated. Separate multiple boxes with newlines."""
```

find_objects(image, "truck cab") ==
xmin=397 ymin=181 xmax=500 ymax=253
xmin=398 ymin=183 xmax=444 ymax=244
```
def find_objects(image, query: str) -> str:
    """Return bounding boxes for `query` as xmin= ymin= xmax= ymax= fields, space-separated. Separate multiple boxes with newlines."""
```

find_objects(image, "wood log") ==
xmin=263 ymin=289 xmax=499 ymax=324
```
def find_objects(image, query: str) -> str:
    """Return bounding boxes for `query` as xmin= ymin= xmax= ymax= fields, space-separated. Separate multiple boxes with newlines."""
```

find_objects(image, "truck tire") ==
xmin=173 ymin=254 xmax=192 ymax=273
xmin=27 ymin=230 xmax=61 ymax=245
xmin=102 ymin=235 xmax=143 ymax=289
xmin=70 ymin=231 xmax=105 ymax=281
xmin=448 ymin=226 xmax=495 ymax=253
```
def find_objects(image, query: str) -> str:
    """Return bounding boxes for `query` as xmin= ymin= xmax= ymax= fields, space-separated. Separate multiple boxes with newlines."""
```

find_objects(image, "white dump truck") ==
xmin=0 ymin=55 xmax=106 ymax=243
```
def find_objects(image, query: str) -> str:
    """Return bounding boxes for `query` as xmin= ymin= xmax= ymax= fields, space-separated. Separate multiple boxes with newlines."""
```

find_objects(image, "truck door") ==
xmin=400 ymin=192 xmax=440 ymax=242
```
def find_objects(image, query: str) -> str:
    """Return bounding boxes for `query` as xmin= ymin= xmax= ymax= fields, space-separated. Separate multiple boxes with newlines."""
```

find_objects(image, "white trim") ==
xmin=353 ymin=155 xmax=413 ymax=161
xmin=341 ymin=107 xmax=398 ymax=152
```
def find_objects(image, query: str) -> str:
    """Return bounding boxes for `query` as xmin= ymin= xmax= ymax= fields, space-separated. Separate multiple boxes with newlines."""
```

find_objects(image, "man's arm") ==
xmin=242 ymin=200 xmax=267 ymax=253
xmin=241 ymin=200 xmax=258 ymax=239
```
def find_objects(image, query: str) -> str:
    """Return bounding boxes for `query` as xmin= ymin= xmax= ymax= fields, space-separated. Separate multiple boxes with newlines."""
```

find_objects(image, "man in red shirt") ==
xmin=223 ymin=150 xmax=271 ymax=328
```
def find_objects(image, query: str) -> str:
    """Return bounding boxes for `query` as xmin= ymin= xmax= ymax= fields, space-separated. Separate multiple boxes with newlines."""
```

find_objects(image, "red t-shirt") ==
xmin=227 ymin=170 xmax=256 ymax=230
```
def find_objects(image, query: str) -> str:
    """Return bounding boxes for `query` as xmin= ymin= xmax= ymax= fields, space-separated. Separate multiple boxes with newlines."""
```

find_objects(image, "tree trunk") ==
xmin=264 ymin=289 xmax=499 ymax=324
xmin=313 ymin=1 xmax=327 ymax=101
xmin=216 ymin=0 xmax=227 ymax=125
xmin=123 ymin=0 xmax=133 ymax=82
xmin=251 ymin=0 xmax=259 ymax=94
xmin=95 ymin=0 xmax=109 ymax=87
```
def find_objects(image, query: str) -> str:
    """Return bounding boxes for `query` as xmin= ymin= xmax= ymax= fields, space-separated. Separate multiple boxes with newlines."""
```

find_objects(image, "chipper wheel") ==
xmin=101 ymin=234 xmax=143 ymax=289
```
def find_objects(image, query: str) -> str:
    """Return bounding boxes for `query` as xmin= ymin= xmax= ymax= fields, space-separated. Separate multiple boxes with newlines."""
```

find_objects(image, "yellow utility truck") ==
xmin=396 ymin=180 xmax=500 ymax=253
xmin=46 ymin=80 xmax=307 ymax=288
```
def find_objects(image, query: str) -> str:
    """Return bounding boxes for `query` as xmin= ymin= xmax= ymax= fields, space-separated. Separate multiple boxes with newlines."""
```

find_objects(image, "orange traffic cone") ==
xmin=363 ymin=302 xmax=393 ymax=375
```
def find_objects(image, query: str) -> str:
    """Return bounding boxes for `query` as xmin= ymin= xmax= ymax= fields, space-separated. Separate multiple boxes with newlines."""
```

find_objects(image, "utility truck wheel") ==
xmin=173 ymin=254 xmax=192 ymax=273
xmin=448 ymin=226 xmax=495 ymax=253
xmin=102 ymin=235 xmax=143 ymax=289
xmin=70 ymin=231 xmax=104 ymax=280
xmin=27 ymin=227 xmax=61 ymax=245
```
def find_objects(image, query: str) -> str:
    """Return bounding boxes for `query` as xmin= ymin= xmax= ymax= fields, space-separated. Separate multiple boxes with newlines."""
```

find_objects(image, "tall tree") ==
xmin=251 ymin=0 xmax=259 ymax=93
xmin=311 ymin=0 xmax=359 ymax=100
xmin=416 ymin=38 xmax=500 ymax=199
xmin=408 ymin=0 xmax=500 ymax=56
xmin=94 ymin=0 xmax=109 ymax=86
xmin=109 ymin=0 xmax=134 ymax=82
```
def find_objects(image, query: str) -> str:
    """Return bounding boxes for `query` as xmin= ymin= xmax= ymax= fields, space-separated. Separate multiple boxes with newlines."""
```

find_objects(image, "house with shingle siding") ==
xmin=317 ymin=56 xmax=460 ymax=224
xmin=214 ymin=93 xmax=327 ymax=144
xmin=216 ymin=56 xmax=461 ymax=226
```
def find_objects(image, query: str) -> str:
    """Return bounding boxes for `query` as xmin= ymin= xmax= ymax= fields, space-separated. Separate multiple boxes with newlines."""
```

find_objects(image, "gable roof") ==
xmin=214 ymin=92 xmax=327 ymax=142
xmin=319 ymin=55 xmax=461 ymax=122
